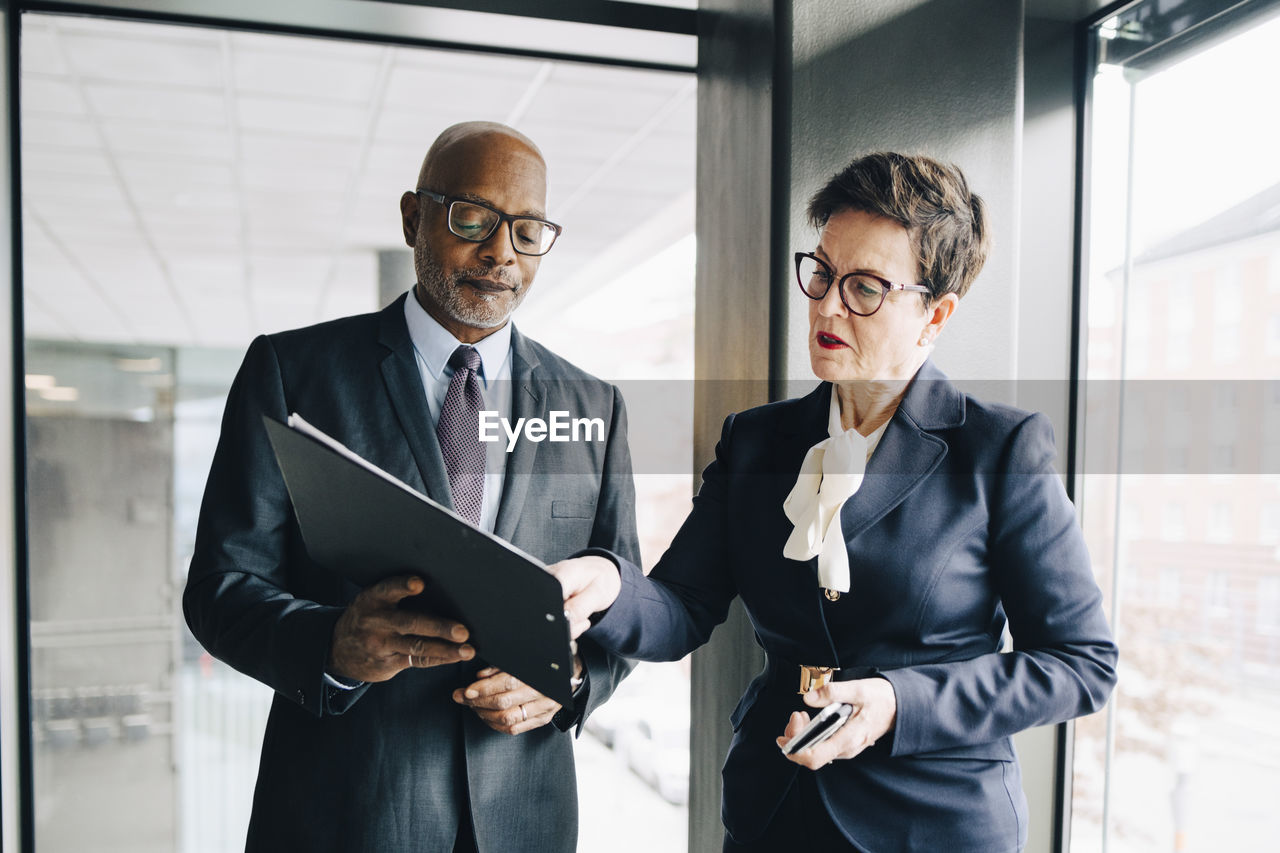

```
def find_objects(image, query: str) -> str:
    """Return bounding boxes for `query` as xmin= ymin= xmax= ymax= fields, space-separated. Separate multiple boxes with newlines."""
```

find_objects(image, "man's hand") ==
xmin=545 ymin=556 xmax=621 ymax=638
xmin=774 ymin=678 xmax=897 ymax=771
xmin=328 ymin=575 xmax=474 ymax=682
xmin=452 ymin=654 xmax=582 ymax=735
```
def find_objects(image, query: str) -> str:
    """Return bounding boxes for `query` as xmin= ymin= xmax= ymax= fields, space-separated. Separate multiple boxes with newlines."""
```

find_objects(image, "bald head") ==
xmin=417 ymin=121 xmax=545 ymax=191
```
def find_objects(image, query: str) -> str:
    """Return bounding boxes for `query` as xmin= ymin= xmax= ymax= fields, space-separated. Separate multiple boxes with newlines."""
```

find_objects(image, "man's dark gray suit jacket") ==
xmin=585 ymin=361 xmax=1117 ymax=852
xmin=184 ymin=292 xmax=639 ymax=852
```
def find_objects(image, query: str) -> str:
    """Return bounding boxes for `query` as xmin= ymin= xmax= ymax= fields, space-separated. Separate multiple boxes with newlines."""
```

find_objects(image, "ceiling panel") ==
xmin=243 ymin=221 xmax=342 ymax=251
xmin=28 ymin=201 xmax=136 ymax=232
xmin=143 ymin=212 xmax=243 ymax=244
xmin=20 ymin=13 xmax=696 ymax=351
xmin=20 ymin=114 xmax=97 ymax=149
xmin=23 ymin=149 xmax=115 ymax=182
xmin=236 ymin=95 xmax=367 ymax=137
xmin=114 ymin=158 xmax=236 ymax=189
xmin=21 ymin=77 xmax=85 ymax=115
xmin=84 ymin=82 xmax=226 ymax=126
xmin=252 ymin=291 xmax=325 ymax=327
xmin=127 ymin=296 xmax=196 ymax=342
xmin=183 ymin=293 xmax=253 ymax=346
xmin=248 ymin=254 xmax=332 ymax=291
xmin=151 ymin=228 xmax=240 ymax=255
xmin=133 ymin=185 xmax=239 ymax=214
xmin=168 ymin=256 xmax=245 ymax=288
xmin=238 ymin=161 xmax=348 ymax=193
xmin=363 ymin=142 xmax=427 ymax=185
xmin=21 ymin=177 xmax=124 ymax=211
xmin=239 ymin=132 xmax=361 ymax=169
xmin=61 ymin=32 xmax=223 ymax=89
xmin=99 ymin=120 xmax=233 ymax=160
xmin=382 ymin=65 xmax=526 ymax=116
xmin=20 ymin=22 xmax=68 ymax=75
xmin=322 ymin=253 xmax=380 ymax=310
xmin=373 ymin=108 xmax=470 ymax=145
xmin=525 ymin=82 xmax=675 ymax=129
xmin=233 ymin=49 xmax=382 ymax=102
xmin=23 ymin=296 xmax=75 ymax=341
xmin=42 ymin=274 xmax=138 ymax=342
xmin=87 ymin=246 xmax=168 ymax=282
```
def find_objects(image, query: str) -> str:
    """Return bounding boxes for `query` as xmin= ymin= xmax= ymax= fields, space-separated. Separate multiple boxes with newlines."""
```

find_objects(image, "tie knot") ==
xmin=448 ymin=345 xmax=482 ymax=375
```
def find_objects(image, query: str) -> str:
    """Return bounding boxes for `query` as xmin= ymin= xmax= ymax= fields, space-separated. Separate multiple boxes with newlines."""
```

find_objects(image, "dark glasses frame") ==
xmin=795 ymin=251 xmax=931 ymax=316
xmin=416 ymin=189 xmax=563 ymax=257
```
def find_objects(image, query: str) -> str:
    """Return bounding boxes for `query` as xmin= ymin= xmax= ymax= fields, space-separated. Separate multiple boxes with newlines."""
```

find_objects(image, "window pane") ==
xmin=1074 ymin=7 xmax=1280 ymax=851
xmin=22 ymin=12 xmax=694 ymax=851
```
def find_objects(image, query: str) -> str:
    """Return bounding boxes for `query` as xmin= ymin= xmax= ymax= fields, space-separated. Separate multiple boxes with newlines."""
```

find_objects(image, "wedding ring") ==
xmin=408 ymin=654 xmax=415 ymax=668
xmin=520 ymin=704 xmax=528 ymax=722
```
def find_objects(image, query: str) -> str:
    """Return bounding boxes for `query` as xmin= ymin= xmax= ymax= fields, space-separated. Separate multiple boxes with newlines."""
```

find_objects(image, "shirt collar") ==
xmin=403 ymin=289 xmax=513 ymax=385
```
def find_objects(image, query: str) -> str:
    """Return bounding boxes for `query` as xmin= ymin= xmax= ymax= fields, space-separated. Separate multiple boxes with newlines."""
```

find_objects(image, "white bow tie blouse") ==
xmin=782 ymin=385 xmax=890 ymax=595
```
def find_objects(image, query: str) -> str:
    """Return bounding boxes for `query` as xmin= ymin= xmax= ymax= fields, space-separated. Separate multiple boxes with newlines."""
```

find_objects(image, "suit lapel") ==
xmin=838 ymin=359 xmax=964 ymax=540
xmin=376 ymin=294 xmax=455 ymax=508
xmin=779 ymin=382 xmax=833 ymax=457
xmin=494 ymin=328 xmax=545 ymax=541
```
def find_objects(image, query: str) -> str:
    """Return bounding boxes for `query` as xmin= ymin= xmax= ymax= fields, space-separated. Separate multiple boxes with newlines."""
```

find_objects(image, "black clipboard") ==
xmin=262 ymin=414 xmax=575 ymax=707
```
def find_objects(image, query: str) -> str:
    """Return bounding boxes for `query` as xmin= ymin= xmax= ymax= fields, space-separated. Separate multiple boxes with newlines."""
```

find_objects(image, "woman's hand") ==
xmin=545 ymin=556 xmax=622 ymax=638
xmin=775 ymin=678 xmax=898 ymax=770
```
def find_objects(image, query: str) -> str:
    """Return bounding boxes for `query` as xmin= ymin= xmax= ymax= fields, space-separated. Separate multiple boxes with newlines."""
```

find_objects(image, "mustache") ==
xmin=452 ymin=267 xmax=521 ymax=291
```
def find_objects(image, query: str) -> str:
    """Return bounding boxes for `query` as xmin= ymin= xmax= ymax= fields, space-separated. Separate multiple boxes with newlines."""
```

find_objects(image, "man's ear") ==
xmin=400 ymin=191 xmax=420 ymax=248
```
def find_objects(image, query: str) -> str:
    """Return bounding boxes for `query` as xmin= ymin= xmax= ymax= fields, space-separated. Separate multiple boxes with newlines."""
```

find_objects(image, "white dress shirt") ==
xmin=403 ymin=291 xmax=513 ymax=534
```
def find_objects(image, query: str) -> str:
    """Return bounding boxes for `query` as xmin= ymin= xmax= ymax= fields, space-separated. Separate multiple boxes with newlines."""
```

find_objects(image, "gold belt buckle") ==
xmin=798 ymin=665 xmax=835 ymax=695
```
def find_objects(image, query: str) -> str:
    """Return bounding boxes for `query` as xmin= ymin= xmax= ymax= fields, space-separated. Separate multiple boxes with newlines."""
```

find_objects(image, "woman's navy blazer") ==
xmin=586 ymin=360 xmax=1117 ymax=852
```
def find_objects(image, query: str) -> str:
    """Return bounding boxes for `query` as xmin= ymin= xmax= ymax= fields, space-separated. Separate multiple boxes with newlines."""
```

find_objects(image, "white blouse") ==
xmin=782 ymin=385 xmax=889 ymax=595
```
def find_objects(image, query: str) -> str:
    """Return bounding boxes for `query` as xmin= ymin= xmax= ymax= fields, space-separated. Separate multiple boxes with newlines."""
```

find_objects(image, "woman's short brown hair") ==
xmin=807 ymin=152 xmax=990 ymax=302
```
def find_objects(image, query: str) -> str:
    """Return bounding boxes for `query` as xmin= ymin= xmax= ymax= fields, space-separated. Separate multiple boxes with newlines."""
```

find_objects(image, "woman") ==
xmin=552 ymin=152 xmax=1117 ymax=852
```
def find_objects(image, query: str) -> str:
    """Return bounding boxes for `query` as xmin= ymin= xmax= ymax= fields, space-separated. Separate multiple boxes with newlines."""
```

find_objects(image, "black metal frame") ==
xmin=13 ymin=0 xmax=697 ymax=74
xmin=366 ymin=0 xmax=697 ymax=36
xmin=6 ymin=0 xmax=35 ymax=847
xmin=767 ymin=0 xmax=792 ymax=404
xmin=2 ymin=2 xmax=694 ymax=850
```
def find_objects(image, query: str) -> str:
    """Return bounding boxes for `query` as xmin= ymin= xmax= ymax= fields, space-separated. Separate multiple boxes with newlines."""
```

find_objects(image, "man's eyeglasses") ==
xmin=417 ymin=189 xmax=562 ymax=257
xmin=795 ymin=252 xmax=931 ymax=316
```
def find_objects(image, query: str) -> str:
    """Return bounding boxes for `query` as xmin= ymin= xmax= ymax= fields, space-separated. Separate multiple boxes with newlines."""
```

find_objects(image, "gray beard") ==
xmin=414 ymin=245 xmax=526 ymax=330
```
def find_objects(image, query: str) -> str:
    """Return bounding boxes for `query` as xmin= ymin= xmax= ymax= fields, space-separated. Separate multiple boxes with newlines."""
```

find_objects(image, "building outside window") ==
xmin=1073 ymin=4 xmax=1280 ymax=850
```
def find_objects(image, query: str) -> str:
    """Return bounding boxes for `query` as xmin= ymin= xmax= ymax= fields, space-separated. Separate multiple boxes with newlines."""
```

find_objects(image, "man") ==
xmin=184 ymin=121 xmax=638 ymax=852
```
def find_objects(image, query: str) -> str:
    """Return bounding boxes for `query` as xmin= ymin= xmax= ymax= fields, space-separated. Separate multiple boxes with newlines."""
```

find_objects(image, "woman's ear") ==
xmin=924 ymin=292 xmax=959 ymax=343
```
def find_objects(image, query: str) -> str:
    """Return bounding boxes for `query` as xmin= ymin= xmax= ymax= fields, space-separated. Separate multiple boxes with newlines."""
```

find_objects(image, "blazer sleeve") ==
xmin=553 ymin=383 xmax=642 ymax=733
xmin=880 ymin=412 xmax=1118 ymax=756
xmin=182 ymin=335 xmax=362 ymax=718
xmin=586 ymin=412 xmax=740 ymax=662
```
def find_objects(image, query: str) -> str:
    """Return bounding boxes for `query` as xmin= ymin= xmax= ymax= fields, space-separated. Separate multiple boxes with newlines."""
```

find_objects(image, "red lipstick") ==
xmin=816 ymin=331 xmax=848 ymax=349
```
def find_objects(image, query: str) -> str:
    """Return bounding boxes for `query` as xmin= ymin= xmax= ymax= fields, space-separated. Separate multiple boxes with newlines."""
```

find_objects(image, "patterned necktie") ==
xmin=436 ymin=345 xmax=485 ymax=525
